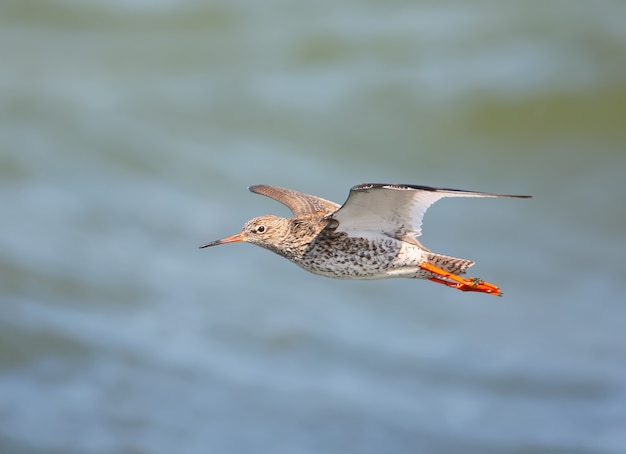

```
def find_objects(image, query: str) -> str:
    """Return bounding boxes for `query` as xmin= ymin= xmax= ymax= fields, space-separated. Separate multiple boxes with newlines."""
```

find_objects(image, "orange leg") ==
xmin=418 ymin=262 xmax=502 ymax=297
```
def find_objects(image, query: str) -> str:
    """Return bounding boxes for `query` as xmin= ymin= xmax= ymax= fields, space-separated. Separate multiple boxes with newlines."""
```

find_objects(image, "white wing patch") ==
xmin=331 ymin=184 xmax=523 ymax=239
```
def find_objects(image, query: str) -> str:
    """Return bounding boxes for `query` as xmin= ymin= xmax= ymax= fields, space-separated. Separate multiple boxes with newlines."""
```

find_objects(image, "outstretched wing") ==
xmin=248 ymin=185 xmax=340 ymax=217
xmin=331 ymin=183 xmax=531 ymax=238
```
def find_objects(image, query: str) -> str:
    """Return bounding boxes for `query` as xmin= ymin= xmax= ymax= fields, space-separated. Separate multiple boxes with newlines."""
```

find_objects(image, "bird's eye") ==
xmin=256 ymin=225 xmax=266 ymax=233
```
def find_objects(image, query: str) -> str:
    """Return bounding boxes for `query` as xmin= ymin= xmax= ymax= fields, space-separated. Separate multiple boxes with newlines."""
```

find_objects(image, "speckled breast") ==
xmin=296 ymin=231 xmax=422 ymax=279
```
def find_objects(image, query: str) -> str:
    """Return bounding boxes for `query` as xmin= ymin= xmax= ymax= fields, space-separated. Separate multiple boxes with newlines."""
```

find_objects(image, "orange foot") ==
xmin=418 ymin=262 xmax=502 ymax=297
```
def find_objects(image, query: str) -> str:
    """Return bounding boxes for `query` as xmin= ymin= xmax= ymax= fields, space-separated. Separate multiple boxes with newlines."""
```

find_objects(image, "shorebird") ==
xmin=201 ymin=184 xmax=531 ymax=296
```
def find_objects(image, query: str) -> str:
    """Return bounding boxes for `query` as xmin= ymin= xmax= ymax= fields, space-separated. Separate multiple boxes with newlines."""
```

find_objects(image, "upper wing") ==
xmin=331 ymin=183 xmax=531 ymax=238
xmin=248 ymin=185 xmax=340 ymax=217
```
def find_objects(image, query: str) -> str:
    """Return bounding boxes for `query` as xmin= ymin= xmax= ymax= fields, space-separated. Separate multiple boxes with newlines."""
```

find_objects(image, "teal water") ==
xmin=1 ymin=1 xmax=626 ymax=453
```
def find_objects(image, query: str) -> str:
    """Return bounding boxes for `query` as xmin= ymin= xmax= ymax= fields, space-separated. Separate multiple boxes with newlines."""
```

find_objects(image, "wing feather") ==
xmin=249 ymin=185 xmax=340 ymax=217
xmin=331 ymin=183 xmax=531 ymax=238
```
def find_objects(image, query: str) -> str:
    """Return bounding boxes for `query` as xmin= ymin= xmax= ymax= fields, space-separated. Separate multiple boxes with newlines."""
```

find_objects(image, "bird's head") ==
xmin=200 ymin=215 xmax=291 ymax=251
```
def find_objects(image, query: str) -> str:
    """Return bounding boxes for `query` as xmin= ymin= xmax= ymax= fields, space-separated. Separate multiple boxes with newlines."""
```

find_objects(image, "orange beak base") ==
xmin=199 ymin=232 xmax=245 ymax=248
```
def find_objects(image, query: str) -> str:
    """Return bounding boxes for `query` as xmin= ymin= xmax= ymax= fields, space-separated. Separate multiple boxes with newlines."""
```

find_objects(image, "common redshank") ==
xmin=201 ymin=184 xmax=531 ymax=296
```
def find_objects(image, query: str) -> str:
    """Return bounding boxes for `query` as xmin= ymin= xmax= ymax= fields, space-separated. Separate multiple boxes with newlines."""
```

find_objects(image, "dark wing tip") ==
xmin=351 ymin=183 xmax=454 ymax=192
xmin=351 ymin=183 xmax=532 ymax=198
xmin=351 ymin=183 xmax=413 ymax=191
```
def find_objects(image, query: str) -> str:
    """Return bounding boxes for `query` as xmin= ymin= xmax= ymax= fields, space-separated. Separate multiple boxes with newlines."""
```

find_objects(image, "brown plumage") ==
xmin=201 ymin=184 xmax=532 ymax=296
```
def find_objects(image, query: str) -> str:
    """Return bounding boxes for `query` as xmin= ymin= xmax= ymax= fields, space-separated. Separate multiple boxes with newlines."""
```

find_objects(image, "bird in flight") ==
xmin=201 ymin=184 xmax=531 ymax=296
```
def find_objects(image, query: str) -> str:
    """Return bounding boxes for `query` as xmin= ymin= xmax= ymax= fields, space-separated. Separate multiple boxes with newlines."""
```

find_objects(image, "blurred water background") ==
xmin=1 ymin=1 xmax=626 ymax=453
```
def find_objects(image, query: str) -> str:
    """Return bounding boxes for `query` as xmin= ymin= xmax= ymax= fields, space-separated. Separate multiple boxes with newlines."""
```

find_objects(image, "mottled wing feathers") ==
xmin=332 ymin=183 xmax=531 ymax=238
xmin=248 ymin=185 xmax=341 ymax=217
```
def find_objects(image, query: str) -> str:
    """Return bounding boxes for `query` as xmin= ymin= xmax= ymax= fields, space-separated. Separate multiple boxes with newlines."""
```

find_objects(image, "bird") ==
xmin=200 ymin=184 xmax=531 ymax=296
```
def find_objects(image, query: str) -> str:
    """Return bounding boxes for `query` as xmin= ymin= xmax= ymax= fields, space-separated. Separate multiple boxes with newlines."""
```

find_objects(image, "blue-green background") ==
xmin=1 ymin=1 xmax=625 ymax=453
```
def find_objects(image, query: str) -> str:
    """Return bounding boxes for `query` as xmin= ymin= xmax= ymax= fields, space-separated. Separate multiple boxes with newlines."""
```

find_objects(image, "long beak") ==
xmin=199 ymin=232 xmax=245 ymax=249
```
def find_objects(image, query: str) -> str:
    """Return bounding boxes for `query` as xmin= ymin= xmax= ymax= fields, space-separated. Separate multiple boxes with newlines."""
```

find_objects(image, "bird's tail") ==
xmin=426 ymin=253 xmax=474 ymax=275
